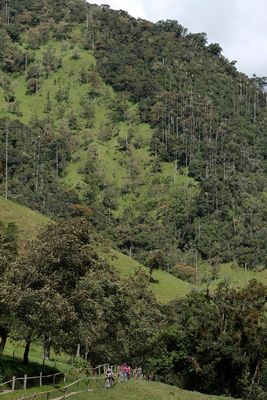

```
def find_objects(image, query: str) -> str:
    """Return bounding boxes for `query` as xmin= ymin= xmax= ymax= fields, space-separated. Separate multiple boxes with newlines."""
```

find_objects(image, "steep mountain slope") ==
xmin=0 ymin=29 xmax=196 ymax=269
xmin=0 ymin=0 xmax=267 ymax=277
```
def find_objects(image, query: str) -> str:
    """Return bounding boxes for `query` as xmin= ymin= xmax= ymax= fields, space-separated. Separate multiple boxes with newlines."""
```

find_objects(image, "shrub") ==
xmin=171 ymin=263 xmax=196 ymax=283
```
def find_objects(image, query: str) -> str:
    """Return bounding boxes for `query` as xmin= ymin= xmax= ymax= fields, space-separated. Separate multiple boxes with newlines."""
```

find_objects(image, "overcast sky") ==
xmin=90 ymin=0 xmax=267 ymax=77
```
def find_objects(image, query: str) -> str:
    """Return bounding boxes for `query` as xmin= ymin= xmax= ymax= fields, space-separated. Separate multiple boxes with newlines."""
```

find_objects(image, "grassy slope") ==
xmin=1 ymin=194 xmax=266 ymax=303
xmin=0 ymin=35 xmax=195 ymax=211
xmin=0 ymin=196 xmax=49 ymax=249
xmin=74 ymin=380 xmax=235 ymax=400
xmin=1 ymin=343 xmax=236 ymax=400
xmin=108 ymin=251 xmax=267 ymax=302
xmin=3 ymin=340 xmax=70 ymax=374
xmin=211 ymin=263 xmax=267 ymax=289
xmin=0 ymin=193 xmax=189 ymax=303
xmin=0 ymin=189 xmax=191 ymax=303
xmin=1 ymin=381 xmax=236 ymax=400
xmin=108 ymin=250 xmax=192 ymax=302
xmin=0 ymin=35 xmax=197 ymax=303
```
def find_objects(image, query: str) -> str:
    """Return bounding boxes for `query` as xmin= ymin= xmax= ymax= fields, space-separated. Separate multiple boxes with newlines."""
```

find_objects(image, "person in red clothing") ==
xmin=121 ymin=363 xmax=128 ymax=381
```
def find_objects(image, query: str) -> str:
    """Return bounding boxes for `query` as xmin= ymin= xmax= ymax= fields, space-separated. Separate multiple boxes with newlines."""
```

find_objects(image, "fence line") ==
xmin=1 ymin=365 xmax=144 ymax=400
xmin=0 ymin=372 xmax=64 ymax=391
xmin=16 ymin=372 xmax=120 ymax=400
xmin=0 ymin=364 xmax=110 ymax=393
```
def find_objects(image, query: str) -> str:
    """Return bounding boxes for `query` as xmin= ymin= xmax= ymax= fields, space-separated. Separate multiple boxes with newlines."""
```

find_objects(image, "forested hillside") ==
xmin=1 ymin=0 xmax=267 ymax=274
xmin=1 ymin=2 xmax=267 ymax=398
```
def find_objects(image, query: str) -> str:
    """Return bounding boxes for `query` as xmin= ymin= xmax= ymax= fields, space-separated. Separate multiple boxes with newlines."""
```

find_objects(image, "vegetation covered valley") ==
xmin=0 ymin=1 xmax=267 ymax=399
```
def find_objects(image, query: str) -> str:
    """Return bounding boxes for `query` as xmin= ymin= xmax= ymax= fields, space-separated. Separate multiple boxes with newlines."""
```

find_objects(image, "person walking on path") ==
xmin=105 ymin=367 xmax=113 ymax=389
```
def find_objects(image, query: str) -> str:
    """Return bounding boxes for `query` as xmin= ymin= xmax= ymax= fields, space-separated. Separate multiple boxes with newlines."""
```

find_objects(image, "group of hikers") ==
xmin=105 ymin=364 xmax=142 ymax=389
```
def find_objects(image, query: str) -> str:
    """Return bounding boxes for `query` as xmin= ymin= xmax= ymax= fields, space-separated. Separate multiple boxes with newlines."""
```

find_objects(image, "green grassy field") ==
xmin=108 ymin=249 xmax=193 ymax=302
xmin=107 ymin=250 xmax=267 ymax=302
xmin=0 ymin=192 xmax=191 ymax=303
xmin=0 ymin=197 xmax=49 ymax=249
xmin=2 ymin=341 xmax=70 ymax=375
xmin=211 ymin=262 xmax=267 ymax=289
xmin=74 ymin=380 xmax=236 ymax=400
xmin=1 ymin=342 xmax=236 ymax=400
xmin=0 ymin=380 xmax=236 ymax=400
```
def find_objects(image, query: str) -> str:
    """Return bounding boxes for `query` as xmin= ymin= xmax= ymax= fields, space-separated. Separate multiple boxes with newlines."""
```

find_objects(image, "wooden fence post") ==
xmin=98 ymin=366 xmax=100 ymax=376
xmin=53 ymin=374 xmax=56 ymax=385
xmin=12 ymin=376 xmax=16 ymax=391
xmin=39 ymin=372 xmax=43 ymax=387
xmin=64 ymin=373 xmax=67 ymax=384
xmin=46 ymin=391 xmax=50 ymax=400
xmin=76 ymin=344 xmax=80 ymax=358
xmin=23 ymin=374 xmax=27 ymax=391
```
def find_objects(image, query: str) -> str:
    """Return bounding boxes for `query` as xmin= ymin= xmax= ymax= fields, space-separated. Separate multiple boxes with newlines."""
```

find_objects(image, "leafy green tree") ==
xmin=42 ymin=47 xmax=62 ymax=76
xmin=147 ymin=281 xmax=267 ymax=397
xmin=147 ymin=250 xmax=165 ymax=280
xmin=0 ymin=222 xmax=18 ymax=356
xmin=26 ymin=64 xmax=42 ymax=94
xmin=80 ymin=94 xmax=95 ymax=127
xmin=7 ymin=219 xmax=98 ymax=363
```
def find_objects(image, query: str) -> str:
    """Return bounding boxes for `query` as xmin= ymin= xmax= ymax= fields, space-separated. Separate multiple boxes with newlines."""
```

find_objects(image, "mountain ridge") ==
xmin=0 ymin=0 xmax=267 ymax=275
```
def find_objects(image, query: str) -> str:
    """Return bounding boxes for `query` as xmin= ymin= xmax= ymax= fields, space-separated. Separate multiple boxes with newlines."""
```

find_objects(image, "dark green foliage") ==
xmin=55 ymin=86 xmax=69 ymax=103
xmin=0 ymin=29 xmax=24 ymax=72
xmin=80 ymin=94 xmax=95 ymax=125
xmin=0 ymin=118 xmax=78 ymax=216
xmin=147 ymin=281 xmax=267 ymax=398
xmin=0 ymin=221 xmax=18 ymax=357
xmin=0 ymin=221 xmax=17 ymax=274
xmin=2 ymin=219 xmax=160 ymax=366
xmin=79 ymin=146 xmax=103 ymax=204
xmin=42 ymin=47 xmax=62 ymax=76
xmin=147 ymin=249 xmax=165 ymax=279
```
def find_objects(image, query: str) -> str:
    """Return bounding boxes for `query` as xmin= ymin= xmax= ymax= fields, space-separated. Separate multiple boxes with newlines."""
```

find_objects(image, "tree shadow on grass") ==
xmin=149 ymin=277 xmax=159 ymax=284
xmin=0 ymin=354 xmax=58 ymax=386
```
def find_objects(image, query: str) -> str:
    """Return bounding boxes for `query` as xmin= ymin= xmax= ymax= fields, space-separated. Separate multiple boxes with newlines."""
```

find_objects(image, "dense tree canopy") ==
xmin=1 ymin=219 xmax=161 ymax=367
xmin=147 ymin=281 xmax=267 ymax=398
